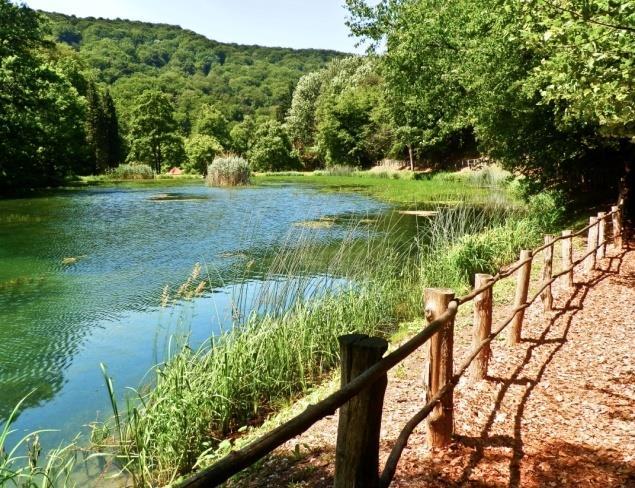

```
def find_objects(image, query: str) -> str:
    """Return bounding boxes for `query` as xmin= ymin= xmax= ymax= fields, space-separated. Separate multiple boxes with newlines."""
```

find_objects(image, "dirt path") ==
xmin=230 ymin=242 xmax=635 ymax=487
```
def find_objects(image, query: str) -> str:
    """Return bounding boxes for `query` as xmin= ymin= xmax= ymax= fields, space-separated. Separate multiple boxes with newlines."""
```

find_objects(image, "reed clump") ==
xmin=206 ymin=155 xmax=251 ymax=187
xmin=0 ymin=396 xmax=78 ymax=487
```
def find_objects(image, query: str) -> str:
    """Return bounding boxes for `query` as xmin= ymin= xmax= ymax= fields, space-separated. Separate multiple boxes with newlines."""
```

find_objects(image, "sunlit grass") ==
xmin=253 ymin=170 xmax=508 ymax=206
xmin=91 ymin=188 xmax=565 ymax=486
xmin=0 ymin=395 xmax=78 ymax=488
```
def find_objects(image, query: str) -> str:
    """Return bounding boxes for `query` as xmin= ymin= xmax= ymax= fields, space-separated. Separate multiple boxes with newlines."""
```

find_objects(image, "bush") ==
xmin=247 ymin=120 xmax=297 ymax=172
xmin=206 ymin=155 xmax=250 ymax=186
xmin=108 ymin=163 xmax=154 ymax=180
xmin=184 ymin=134 xmax=223 ymax=175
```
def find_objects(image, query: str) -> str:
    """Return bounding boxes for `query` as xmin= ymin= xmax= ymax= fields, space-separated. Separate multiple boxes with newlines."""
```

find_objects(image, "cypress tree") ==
xmin=102 ymin=90 xmax=122 ymax=168
xmin=85 ymin=81 xmax=107 ymax=173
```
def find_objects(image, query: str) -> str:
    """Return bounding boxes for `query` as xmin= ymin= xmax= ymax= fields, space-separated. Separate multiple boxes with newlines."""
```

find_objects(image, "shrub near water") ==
xmin=206 ymin=155 xmax=250 ymax=186
xmin=108 ymin=163 xmax=154 ymax=180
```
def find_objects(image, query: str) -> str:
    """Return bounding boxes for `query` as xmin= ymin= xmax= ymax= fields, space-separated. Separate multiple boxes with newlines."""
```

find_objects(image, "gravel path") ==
xmin=230 ymin=240 xmax=635 ymax=487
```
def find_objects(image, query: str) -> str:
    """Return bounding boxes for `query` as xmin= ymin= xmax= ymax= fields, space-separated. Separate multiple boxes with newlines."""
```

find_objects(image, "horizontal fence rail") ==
xmin=172 ymin=202 xmax=624 ymax=488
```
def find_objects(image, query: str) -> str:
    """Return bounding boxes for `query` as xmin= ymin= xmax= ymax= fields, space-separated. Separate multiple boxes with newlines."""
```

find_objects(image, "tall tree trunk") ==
xmin=408 ymin=145 xmax=414 ymax=172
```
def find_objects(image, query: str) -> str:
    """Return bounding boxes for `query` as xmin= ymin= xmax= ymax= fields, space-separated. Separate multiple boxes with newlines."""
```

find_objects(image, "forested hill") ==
xmin=42 ymin=12 xmax=345 ymax=128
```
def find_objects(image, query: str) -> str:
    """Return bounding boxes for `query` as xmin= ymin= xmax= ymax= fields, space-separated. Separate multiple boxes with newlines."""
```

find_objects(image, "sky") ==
xmin=24 ymin=0 xmax=367 ymax=53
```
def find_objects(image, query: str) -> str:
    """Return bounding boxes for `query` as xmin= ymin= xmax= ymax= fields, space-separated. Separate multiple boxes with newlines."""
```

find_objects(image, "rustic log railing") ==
xmin=172 ymin=203 xmax=624 ymax=488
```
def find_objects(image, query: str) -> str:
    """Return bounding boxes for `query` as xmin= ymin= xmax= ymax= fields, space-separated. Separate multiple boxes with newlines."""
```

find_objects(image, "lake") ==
xmin=0 ymin=182 xmax=413 ymax=450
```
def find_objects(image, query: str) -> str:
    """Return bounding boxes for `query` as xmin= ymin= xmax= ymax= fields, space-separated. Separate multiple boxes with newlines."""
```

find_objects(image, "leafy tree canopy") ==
xmin=345 ymin=0 xmax=635 ymax=198
xmin=248 ymin=120 xmax=297 ymax=171
xmin=0 ymin=0 xmax=90 ymax=191
xmin=127 ymin=90 xmax=185 ymax=172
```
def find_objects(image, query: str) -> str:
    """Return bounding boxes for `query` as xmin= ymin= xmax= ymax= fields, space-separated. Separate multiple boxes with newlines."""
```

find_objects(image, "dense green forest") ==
xmin=0 ymin=2 xmax=344 ymax=191
xmin=344 ymin=0 xmax=635 ymax=201
xmin=1 ymin=0 xmax=633 ymax=204
xmin=43 ymin=12 xmax=343 ymax=128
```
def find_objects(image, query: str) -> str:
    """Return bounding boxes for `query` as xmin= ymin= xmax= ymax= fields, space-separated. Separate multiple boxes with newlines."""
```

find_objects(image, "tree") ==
xmin=0 ymin=0 xmax=88 ymax=191
xmin=247 ymin=120 xmax=297 ymax=171
xmin=193 ymin=104 xmax=231 ymax=148
xmin=85 ymin=81 xmax=109 ymax=173
xmin=229 ymin=115 xmax=257 ymax=155
xmin=345 ymin=0 xmax=633 ymax=199
xmin=315 ymin=58 xmax=391 ymax=167
xmin=184 ymin=134 xmax=223 ymax=174
xmin=286 ymin=70 xmax=324 ymax=165
xmin=127 ymin=90 xmax=185 ymax=173
xmin=102 ymin=90 xmax=122 ymax=168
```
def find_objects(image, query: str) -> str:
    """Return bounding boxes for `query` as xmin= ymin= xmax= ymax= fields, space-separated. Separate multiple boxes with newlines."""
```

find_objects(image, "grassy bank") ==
xmin=254 ymin=169 xmax=509 ymax=206
xmin=90 ymin=189 xmax=561 ymax=486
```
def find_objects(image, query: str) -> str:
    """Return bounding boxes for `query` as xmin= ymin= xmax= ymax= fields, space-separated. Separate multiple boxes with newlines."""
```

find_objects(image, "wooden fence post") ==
xmin=561 ymin=230 xmax=573 ymax=288
xmin=612 ymin=205 xmax=623 ymax=250
xmin=596 ymin=212 xmax=606 ymax=260
xmin=584 ymin=216 xmax=598 ymax=274
xmin=424 ymin=288 xmax=455 ymax=447
xmin=541 ymin=235 xmax=554 ymax=312
xmin=470 ymin=274 xmax=493 ymax=382
xmin=508 ymin=250 xmax=532 ymax=345
xmin=335 ymin=334 xmax=388 ymax=488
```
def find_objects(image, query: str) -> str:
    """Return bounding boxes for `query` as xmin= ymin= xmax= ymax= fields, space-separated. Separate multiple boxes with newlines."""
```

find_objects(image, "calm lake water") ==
xmin=0 ymin=182 xmax=410 ymax=449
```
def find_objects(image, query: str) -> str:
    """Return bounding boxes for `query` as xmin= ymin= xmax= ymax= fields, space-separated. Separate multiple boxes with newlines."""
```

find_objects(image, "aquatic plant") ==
xmin=206 ymin=155 xmax=250 ymax=187
xmin=0 ymin=396 xmax=78 ymax=488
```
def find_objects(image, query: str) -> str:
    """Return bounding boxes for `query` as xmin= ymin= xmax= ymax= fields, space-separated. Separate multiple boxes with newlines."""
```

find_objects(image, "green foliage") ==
xmin=287 ymin=57 xmax=392 ymax=168
xmin=247 ymin=120 xmax=297 ymax=171
xmin=206 ymin=155 xmax=251 ymax=186
xmin=127 ymin=90 xmax=185 ymax=172
xmin=193 ymin=104 xmax=230 ymax=148
xmin=0 ymin=0 xmax=90 ymax=191
xmin=85 ymin=83 xmax=122 ymax=173
xmin=44 ymin=12 xmax=344 ymax=129
xmin=286 ymin=70 xmax=324 ymax=165
xmin=229 ymin=115 xmax=257 ymax=155
xmin=345 ymin=0 xmax=633 ymax=200
xmin=184 ymin=134 xmax=223 ymax=175
xmin=108 ymin=163 xmax=154 ymax=180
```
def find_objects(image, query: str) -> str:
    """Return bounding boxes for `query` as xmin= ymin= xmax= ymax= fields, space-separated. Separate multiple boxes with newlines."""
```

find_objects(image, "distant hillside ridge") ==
xmin=42 ymin=11 xmax=347 ymax=128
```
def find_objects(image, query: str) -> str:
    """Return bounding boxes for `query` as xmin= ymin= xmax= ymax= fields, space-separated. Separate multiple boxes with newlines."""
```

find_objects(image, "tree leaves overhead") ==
xmin=345 ymin=0 xmax=635 ymax=198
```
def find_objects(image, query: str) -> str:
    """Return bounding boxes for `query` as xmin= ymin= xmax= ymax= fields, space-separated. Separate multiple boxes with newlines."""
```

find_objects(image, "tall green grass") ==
xmin=0 ymin=396 xmax=77 ymax=487
xmin=93 ymin=221 xmax=421 ymax=486
xmin=91 ymin=191 xmax=565 ymax=486
xmin=107 ymin=164 xmax=155 ymax=180
xmin=419 ymin=194 xmax=563 ymax=292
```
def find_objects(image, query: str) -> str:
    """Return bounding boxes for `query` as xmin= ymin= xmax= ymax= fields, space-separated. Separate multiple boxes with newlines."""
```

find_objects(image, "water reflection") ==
xmin=0 ymin=183 xmax=396 ymax=446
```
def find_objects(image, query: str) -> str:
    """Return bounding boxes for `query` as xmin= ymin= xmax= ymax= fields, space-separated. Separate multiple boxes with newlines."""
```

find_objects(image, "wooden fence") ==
xmin=173 ymin=202 xmax=625 ymax=488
